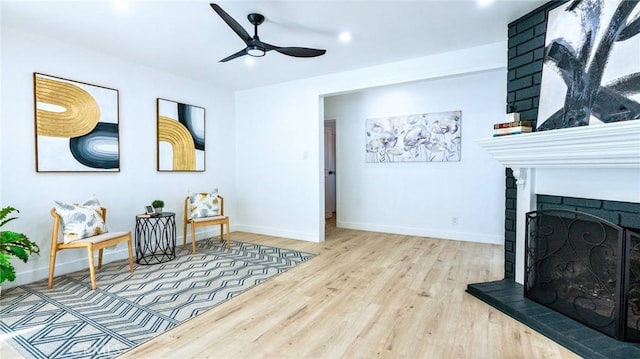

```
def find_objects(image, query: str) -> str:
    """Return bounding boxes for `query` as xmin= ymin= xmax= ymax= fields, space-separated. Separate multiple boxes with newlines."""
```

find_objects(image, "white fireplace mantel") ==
xmin=476 ymin=120 xmax=640 ymax=171
xmin=476 ymin=120 xmax=640 ymax=283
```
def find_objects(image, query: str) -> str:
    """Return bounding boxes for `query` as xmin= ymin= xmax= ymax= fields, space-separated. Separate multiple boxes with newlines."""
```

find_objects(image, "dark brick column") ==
xmin=503 ymin=1 xmax=566 ymax=279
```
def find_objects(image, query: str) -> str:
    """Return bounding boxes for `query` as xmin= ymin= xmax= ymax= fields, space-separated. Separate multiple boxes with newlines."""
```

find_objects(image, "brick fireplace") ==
xmin=467 ymin=120 xmax=640 ymax=357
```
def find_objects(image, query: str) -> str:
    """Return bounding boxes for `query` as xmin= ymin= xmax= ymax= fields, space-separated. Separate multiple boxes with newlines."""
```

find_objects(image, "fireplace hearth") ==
xmin=525 ymin=209 xmax=640 ymax=342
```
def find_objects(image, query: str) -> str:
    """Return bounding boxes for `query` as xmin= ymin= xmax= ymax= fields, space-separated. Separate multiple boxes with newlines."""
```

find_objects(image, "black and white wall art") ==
xmin=365 ymin=110 xmax=461 ymax=163
xmin=537 ymin=0 xmax=640 ymax=131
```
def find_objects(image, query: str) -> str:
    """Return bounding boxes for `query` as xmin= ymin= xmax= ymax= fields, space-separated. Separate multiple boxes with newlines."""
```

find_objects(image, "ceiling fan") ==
xmin=210 ymin=3 xmax=327 ymax=62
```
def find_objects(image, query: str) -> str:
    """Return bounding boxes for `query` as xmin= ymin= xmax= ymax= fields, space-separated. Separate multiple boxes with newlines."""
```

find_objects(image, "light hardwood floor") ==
xmin=1 ymin=220 xmax=580 ymax=358
xmin=120 ymin=220 xmax=579 ymax=359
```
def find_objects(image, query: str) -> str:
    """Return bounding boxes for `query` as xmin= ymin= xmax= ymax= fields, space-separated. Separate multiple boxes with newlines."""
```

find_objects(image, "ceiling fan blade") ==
xmin=210 ymin=3 xmax=252 ymax=44
xmin=271 ymin=46 xmax=326 ymax=58
xmin=219 ymin=49 xmax=248 ymax=62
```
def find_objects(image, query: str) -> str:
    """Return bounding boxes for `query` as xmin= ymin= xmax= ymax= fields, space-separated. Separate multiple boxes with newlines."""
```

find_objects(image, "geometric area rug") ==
xmin=0 ymin=239 xmax=315 ymax=359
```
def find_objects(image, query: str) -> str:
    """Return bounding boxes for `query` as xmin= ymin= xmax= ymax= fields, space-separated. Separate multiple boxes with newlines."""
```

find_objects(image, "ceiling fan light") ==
xmin=247 ymin=46 xmax=265 ymax=57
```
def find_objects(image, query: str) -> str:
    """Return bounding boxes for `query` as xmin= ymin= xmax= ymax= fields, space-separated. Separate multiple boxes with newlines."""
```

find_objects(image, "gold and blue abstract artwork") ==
xmin=34 ymin=73 xmax=120 ymax=172
xmin=157 ymin=98 xmax=205 ymax=172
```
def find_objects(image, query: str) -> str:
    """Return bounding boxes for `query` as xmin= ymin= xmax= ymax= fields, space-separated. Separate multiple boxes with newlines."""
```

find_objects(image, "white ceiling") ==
xmin=1 ymin=0 xmax=546 ymax=90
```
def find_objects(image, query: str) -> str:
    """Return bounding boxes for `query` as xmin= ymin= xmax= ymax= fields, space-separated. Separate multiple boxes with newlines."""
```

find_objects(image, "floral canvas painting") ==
xmin=365 ymin=111 xmax=461 ymax=163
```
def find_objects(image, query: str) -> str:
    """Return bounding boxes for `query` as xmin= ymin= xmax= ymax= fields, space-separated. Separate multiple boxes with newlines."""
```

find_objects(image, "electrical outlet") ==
xmin=452 ymin=216 xmax=459 ymax=225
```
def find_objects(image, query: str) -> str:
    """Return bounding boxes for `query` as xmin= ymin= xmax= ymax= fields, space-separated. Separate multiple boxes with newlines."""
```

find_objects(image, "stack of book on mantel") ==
xmin=493 ymin=120 xmax=534 ymax=137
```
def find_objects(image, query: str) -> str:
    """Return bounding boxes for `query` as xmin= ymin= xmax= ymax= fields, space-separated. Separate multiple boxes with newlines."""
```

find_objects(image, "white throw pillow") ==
xmin=54 ymin=195 xmax=108 ymax=243
xmin=188 ymin=189 xmax=220 ymax=219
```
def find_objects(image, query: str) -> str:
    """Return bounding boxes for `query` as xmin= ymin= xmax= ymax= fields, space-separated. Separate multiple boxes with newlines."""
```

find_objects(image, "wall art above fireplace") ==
xmin=537 ymin=0 xmax=640 ymax=131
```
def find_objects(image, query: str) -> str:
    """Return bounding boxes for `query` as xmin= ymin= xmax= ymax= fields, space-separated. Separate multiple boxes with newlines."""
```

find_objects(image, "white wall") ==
xmin=1 ymin=28 xmax=236 ymax=287
xmin=324 ymin=70 xmax=506 ymax=243
xmin=234 ymin=42 xmax=508 ymax=243
xmin=535 ymin=168 xmax=640 ymax=203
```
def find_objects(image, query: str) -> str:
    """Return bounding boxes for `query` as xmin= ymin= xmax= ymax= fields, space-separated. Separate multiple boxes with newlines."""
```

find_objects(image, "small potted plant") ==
xmin=151 ymin=200 xmax=165 ymax=214
xmin=1 ymin=206 xmax=40 ymax=286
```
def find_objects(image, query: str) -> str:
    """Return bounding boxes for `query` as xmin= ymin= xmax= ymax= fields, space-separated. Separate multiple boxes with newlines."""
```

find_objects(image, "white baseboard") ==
xmin=336 ymin=220 xmax=503 ymax=245
xmin=232 ymin=224 xmax=320 ymax=243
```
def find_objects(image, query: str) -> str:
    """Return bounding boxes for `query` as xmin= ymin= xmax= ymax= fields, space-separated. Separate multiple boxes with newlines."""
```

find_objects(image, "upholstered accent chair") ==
xmin=49 ymin=205 xmax=134 ymax=290
xmin=184 ymin=191 xmax=231 ymax=253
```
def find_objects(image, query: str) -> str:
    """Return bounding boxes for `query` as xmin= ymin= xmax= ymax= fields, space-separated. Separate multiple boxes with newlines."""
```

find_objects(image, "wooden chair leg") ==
xmin=226 ymin=220 xmax=231 ymax=249
xmin=219 ymin=224 xmax=223 ymax=242
xmin=87 ymin=247 xmax=97 ymax=290
xmin=98 ymin=248 xmax=104 ymax=269
xmin=48 ymin=250 xmax=57 ymax=288
xmin=183 ymin=221 xmax=188 ymax=247
xmin=191 ymin=222 xmax=197 ymax=254
xmin=127 ymin=235 xmax=134 ymax=272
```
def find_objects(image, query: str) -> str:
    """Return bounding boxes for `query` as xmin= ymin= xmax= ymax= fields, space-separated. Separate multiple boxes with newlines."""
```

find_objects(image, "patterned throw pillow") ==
xmin=188 ymin=190 xmax=221 ymax=219
xmin=54 ymin=195 xmax=108 ymax=243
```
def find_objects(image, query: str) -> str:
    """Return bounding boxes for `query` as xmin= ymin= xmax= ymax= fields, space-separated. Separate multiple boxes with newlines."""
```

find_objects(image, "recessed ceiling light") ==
xmin=244 ymin=57 xmax=255 ymax=66
xmin=477 ymin=0 xmax=494 ymax=7
xmin=114 ymin=0 xmax=129 ymax=12
xmin=339 ymin=32 xmax=352 ymax=43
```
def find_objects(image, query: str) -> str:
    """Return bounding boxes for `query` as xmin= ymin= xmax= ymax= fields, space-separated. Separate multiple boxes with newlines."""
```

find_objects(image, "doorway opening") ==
xmin=324 ymin=119 xmax=336 ymax=228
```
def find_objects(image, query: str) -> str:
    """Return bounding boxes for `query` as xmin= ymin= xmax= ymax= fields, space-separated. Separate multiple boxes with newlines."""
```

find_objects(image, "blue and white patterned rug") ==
xmin=0 ymin=239 xmax=315 ymax=358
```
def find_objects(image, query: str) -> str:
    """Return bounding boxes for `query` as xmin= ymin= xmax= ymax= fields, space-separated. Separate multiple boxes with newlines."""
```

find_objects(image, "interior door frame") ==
xmin=324 ymin=119 xmax=337 ymax=219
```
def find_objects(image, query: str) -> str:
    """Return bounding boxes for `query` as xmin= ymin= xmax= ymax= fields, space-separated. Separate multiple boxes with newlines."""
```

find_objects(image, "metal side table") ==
xmin=135 ymin=212 xmax=176 ymax=265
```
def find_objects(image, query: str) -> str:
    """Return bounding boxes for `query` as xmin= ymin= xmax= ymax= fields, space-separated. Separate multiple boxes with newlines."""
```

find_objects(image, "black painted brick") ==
xmin=539 ymin=203 xmax=571 ymax=211
xmin=508 ymin=52 xmax=534 ymax=70
xmin=508 ymin=47 xmax=517 ymax=59
xmin=506 ymin=188 xmax=517 ymax=199
xmin=508 ymin=25 xmax=517 ymax=38
xmin=563 ymin=197 xmax=602 ymax=208
xmin=505 ymin=231 xmax=515 ymax=242
xmin=579 ymin=208 xmax=619 ymax=224
xmin=505 ymin=264 xmax=514 ymax=279
xmin=505 ymin=219 xmax=515 ymax=231
xmin=506 ymin=241 xmax=514 ymax=252
xmin=534 ymin=22 xmax=547 ymax=37
xmin=519 ymin=109 xmax=539 ymax=121
xmin=603 ymin=201 xmax=640 ymax=213
xmin=516 ymin=61 xmax=544 ymax=79
xmin=507 ymin=76 xmax=533 ymax=92
xmin=506 ymin=209 xmax=516 ymax=220
xmin=516 ymin=85 xmax=541 ymax=100
xmin=620 ymin=212 xmax=640 ymax=229
xmin=514 ymin=99 xmax=533 ymax=112
xmin=506 ymin=176 xmax=515 ymax=188
xmin=538 ymin=195 xmax=562 ymax=204
xmin=506 ymin=198 xmax=516 ymax=210
xmin=508 ymin=28 xmax=534 ymax=48
xmin=507 ymin=91 xmax=515 ymax=103
xmin=505 ymin=251 xmax=515 ymax=263
xmin=533 ymin=97 xmax=540 ymax=108
xmin=516 ymin=9 xmax=546 ymax=33
xmin=533 ymin=47 xmax=545 ymax=61
xmin=516 ymin=34 xmax=546 ymax=55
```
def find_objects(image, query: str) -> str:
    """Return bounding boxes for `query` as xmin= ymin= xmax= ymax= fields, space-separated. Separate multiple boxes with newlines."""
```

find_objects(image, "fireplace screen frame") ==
xmin=524 ymin=209 xmax=640 ymax=342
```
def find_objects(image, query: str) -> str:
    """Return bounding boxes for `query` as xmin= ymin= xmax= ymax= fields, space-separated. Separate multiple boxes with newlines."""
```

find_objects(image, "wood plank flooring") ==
xmin=120 ymin=220 xmax=579 ymax=359
xmin=0 ymin=220 xmax=579 ymax=358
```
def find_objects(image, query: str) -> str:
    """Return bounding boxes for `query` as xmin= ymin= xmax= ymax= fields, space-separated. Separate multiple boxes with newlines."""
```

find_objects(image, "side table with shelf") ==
xmin=135 ymin=212 xmax=176 ymax=265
